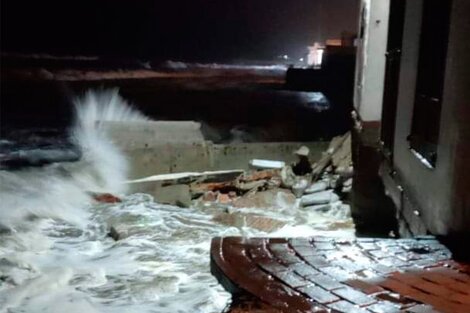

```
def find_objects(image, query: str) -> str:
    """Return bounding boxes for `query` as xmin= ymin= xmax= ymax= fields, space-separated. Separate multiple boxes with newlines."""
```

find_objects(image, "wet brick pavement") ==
xmin=210 ymin=236 xmax=470 ymax=313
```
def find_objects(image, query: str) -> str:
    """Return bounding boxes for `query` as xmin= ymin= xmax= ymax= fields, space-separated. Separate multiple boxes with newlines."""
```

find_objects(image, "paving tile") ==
xmin=344 ymin=279 xmax=385 ymax=294
xmin=332 ymin=286 xmax=376 ymax=306
xmin=447 ymin=292 xmax=470 ymax=305
xmin=421 ymin=271 xmax=470 ymax=294
xmin=331 ymin=258 xmax=367 ymax=272
xmin=211 ymin=236 xmax=470 ymax=313
xmin=356 ymin=269 xmax=383 ymax=279
xmin=375 ymin=279 xmax=422 ymax=298
xmin=375 ymin=292 xmax=417 ymax=306
xmin=405 ymin=304 xmax=440 ymax=313
xmin=249 ymin=247 xmax=272 ymax=261
xmin=389 ymin=272 xmax=453 ymax=297
xmin=357 ymin=238 xmax=376 ymax=243
xmin=303 ymin=256 xmax=330 ymax=269
xmin=272 ymin=271 xmax=310 ymax=288
xmin=257 ymin=260 xmax=287 ymax=274
xmin=268 ymin=243 xmax=290 ymax=254
xmin=381 ymin=245 xmax=405 ymax=254
xmin=314 ymin=242 xmax=336 ymax=250
xmin=289 ymin=238 xmax=312 ymax=247
xmin=413 ymin=258 xmax=441 ymax=269
xmin=312 ymin=236 xmax=334 ymax=243
xmin=319 ymin=266 xmax=356 ymax=281
xmin=368 ymin=249 xmax=391 ymax=259
xmin=378 ymin=257 xmax=408 ymax=268
xmin=307 ymin=273 xmax=344 ymax=291
xmin=395 ymin=252 xmax=424 ymax=262
xmin=357 ymin=242 xmax=379 ymax=250
xmin=297 ymin=285 xmax=340 ymax=304
xmin=274 ymin=251 xmax=303 ymax=265
xmin=366 ymin=301 xmax=401 ymax=313
xmin=328 ymin=300 xmax=370 ymax=313
xmin=291 ymin=262 xmax=321 ymax=278
xmin=292 ymin=245 xmax=318 ymax=257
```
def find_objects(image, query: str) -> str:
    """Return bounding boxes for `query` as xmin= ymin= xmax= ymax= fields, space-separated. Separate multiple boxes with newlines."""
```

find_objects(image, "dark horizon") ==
xmin=1 ymin=0 xmax=359 ymax=63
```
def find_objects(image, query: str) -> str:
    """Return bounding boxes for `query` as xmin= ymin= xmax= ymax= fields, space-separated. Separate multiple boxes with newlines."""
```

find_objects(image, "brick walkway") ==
xmin=210 ymin=236 xmax=470 ymax=313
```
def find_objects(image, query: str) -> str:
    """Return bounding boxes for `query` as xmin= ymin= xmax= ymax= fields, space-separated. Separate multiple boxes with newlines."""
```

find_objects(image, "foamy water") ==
xmin=0 ymin=89 xmax=354 ymax=312
xmin=0 ymin=193 xmax=353 ymax=313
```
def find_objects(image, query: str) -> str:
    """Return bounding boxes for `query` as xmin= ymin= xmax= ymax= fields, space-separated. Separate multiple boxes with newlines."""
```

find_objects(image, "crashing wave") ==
xmin=0 ymin=89 xmax=147 ymax=229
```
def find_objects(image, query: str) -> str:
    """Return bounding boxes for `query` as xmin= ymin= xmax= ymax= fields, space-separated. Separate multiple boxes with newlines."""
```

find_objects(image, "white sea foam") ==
xmin=0 ymin=90 xmax=354 ymax=313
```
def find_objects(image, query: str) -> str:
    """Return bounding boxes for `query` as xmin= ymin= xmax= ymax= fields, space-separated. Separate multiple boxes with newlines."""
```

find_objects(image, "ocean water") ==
xmin=0 ymin=192 xmax=354 ymax=313
xmin=0 ymin=89 xmax=354 ymax=312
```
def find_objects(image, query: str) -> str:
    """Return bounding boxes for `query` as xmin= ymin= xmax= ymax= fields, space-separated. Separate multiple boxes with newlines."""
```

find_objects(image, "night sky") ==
xmin=1 ymin=0 xmax=359 ymax=62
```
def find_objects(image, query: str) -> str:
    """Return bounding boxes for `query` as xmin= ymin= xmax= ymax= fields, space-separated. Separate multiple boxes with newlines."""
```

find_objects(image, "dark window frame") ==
xmin=408 ymin=0 xmax=452 ymax=168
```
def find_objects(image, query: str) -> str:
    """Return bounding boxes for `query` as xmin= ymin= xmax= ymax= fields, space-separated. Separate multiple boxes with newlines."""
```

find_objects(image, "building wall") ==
xmin=391 ymin=0 xmax=470 ymax=235
xmin=353 ymin=0 xmax=390 ymax=122
xmin=444 ymin=0 xmax=470 ymax=234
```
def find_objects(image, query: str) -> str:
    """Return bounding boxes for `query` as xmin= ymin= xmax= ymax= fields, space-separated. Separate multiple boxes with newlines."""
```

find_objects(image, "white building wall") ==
xmin=354 ymin=0 xmax=390 ymax=122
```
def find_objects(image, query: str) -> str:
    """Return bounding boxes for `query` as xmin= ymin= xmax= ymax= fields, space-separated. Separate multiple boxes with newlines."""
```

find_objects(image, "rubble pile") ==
xmin=121 ymin=132 xmax=353 ymax=234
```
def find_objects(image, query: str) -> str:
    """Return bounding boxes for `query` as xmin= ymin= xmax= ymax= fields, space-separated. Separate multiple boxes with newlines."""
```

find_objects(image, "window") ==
xmin=381 ymin=0 xmax=406 ymax=160
xmin=409 ymin=0 xmax=452 ymax=167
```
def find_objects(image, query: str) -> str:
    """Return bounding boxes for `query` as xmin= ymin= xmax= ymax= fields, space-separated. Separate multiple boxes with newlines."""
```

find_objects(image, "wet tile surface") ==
xmin=211 ymin=236 xmax=470 ymax=313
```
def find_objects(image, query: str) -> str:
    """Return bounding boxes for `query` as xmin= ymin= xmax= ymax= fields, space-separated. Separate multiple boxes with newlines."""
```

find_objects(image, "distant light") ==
xmin=317 ymin=49 xmax=324 ymax=66
xmin=307 ymin=42 xmax=325 ymax=68
xmin=299 ymin=58 xmax=304 ymax=62
xmin=283 ymin=54 xmax=289 ymax=60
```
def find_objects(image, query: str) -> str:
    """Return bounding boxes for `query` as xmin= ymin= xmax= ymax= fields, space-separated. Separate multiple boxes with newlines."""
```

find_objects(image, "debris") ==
xmin=292 ymin=178 xmax=310 ymax=198
xmin=107 ymin=226 xmax=121 ymax=241
xmin=232 ymin=189 xmax=296 ymax=210
xmin=331 ymin=132 xmax=352 ymax=169
xmin=249 ymin=159 xmax=285 ymax=170
xmin=217 ymin=193 xmax=232 ymax=204
xmin=304 ymin=180 xmax=329 ymax=194
xmin=202 ymin=191 xmax=218 ymax=202
xmin=300 ymin=190 xmax=339 ymax=206
xmin=190 ymin=181 xmax=233 ymax=194
xmin=153 ymin=184 xmax=192 ymax=208
xmin=302 ymin=203 xmax=332 ymax=212
xmin=91 ymin=192 xmax=122 ymax=203
xmin=128 ymin=169 xmax=244 ymax=186
xmin=241 ymin=169 xmax=279 ymax=182
xmin=311 ymin=132 xmax=351 ymax=180
xmin=235 ymin=179 xmax=267 ymax=192
xmin=336 ymin=165 xmax=354 ymax=179
xmin=341 ymin=178 xmax=353 ymax=193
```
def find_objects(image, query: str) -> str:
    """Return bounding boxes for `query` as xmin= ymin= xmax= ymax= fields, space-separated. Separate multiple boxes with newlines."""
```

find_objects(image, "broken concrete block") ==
xmin=300 ymin=190 xmax=339 ymax=206
xmin=202 ymin=191 xmax=218 ymax=202
xmin=241 ymin=169 xmax=279 ymax=182
xmin=249 ymin=159 xmax=285 ymax=169
xmin=304 ymin=181 xmax=329 ymax=194
xmin=153 ymin=184 xmax=192 ymax=208
xmin=236 ymin=179 xmax=267 ymax=191
xmin=336 ymin=165 xmax=354 ymax=178
xmin=91 ymin=192 xmax=122 ymax=204
xmin=292 ymin=178 xmax=309 ymax=198
xmin=302 ymin=203 xmax=332 ymax=212
xmin=232 ymin=189 xmax=296 ymax=210
xmin=343 ymin=178 xmax=353 ymax=187
xmin=107 ymin=226 xmax=121 ymax=241
xmin=217 ymin=193 xmax=231 ymax=204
